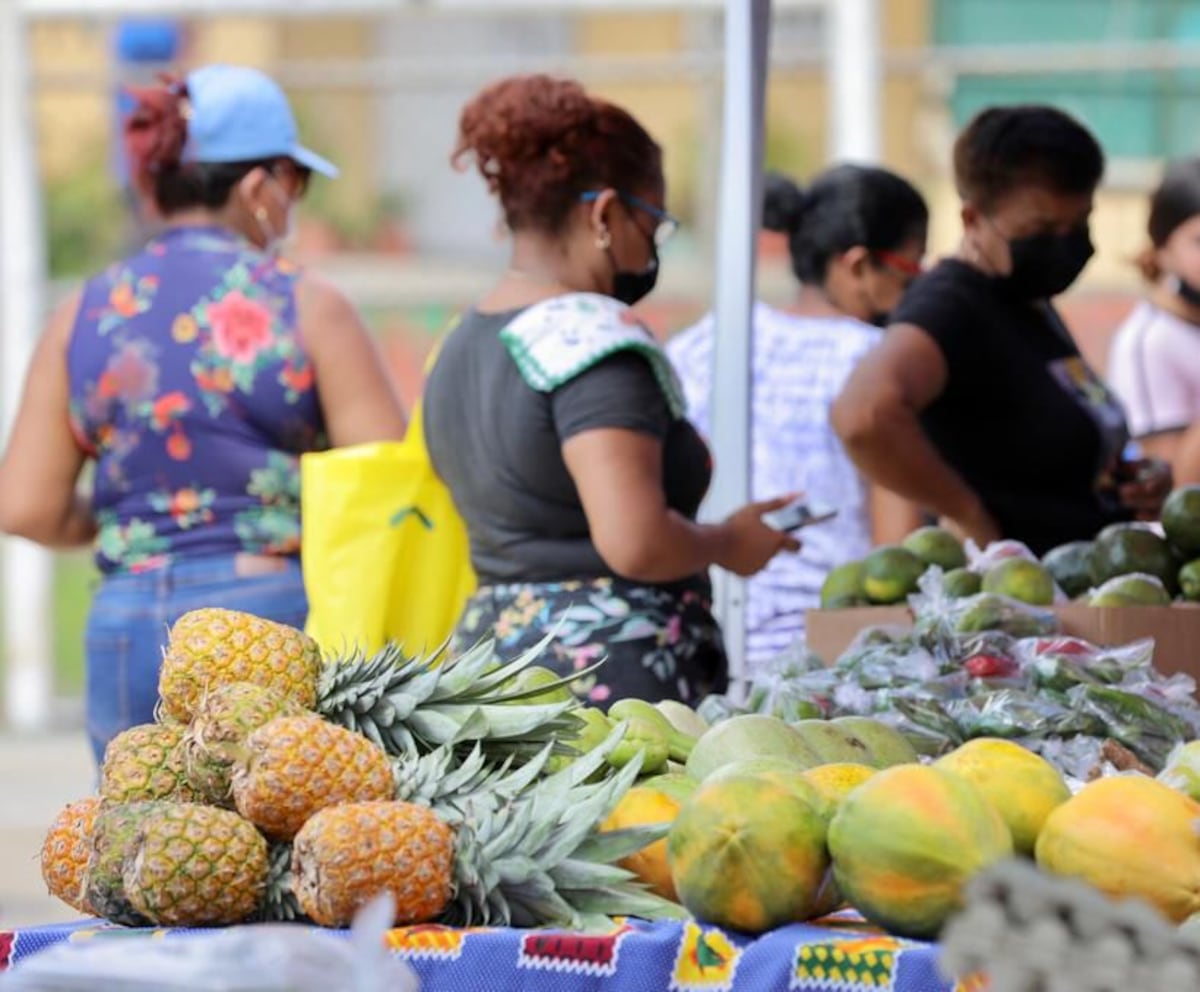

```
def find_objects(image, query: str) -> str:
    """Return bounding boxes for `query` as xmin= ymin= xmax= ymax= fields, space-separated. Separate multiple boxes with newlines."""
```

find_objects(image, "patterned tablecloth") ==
xmin=0 ymin=912 xmax=982 ymax=992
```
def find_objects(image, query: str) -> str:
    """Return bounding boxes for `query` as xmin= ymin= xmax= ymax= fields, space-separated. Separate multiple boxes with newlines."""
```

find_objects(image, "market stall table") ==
xmin=0 ymin=912 xmax=970 ymax=991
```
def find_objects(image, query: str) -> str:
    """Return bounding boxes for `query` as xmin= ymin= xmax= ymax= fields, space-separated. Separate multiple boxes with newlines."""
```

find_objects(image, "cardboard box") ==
xmin=805 ymin=604 xmax=1200 ymax=682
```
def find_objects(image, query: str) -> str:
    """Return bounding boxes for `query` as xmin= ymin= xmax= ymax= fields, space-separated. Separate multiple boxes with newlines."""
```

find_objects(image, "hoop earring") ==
xmin=595 ymin=229 xmax=612 ymax=251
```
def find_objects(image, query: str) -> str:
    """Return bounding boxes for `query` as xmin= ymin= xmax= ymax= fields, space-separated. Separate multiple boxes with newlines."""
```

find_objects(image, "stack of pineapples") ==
xmin=40 ymin=609 xmax=681 ymax=930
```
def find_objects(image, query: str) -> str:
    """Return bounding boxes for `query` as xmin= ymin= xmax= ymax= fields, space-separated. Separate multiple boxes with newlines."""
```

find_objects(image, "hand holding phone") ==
xmin=761 ymin=500 xmax=839 ymax=533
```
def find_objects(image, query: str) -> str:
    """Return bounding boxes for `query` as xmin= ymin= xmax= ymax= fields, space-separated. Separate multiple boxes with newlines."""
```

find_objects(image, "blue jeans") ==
xmin=85 ymin=554 xmax=308 ymax=767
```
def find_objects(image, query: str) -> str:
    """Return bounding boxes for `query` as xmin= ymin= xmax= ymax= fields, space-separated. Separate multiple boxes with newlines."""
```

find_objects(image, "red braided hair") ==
xmin=122 ymin=73 xmax=190 ymax=199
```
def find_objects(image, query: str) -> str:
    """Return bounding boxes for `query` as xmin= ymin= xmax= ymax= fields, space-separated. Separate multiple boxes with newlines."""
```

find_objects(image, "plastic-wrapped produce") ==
xmin=1068 ymin=684 xmax=1192 ymax=769
xmin=1015 ymin=636 xmax=1154 ymax=692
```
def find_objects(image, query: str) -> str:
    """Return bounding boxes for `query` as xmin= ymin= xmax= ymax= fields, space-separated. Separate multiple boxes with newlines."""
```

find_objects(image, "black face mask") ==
xmin=609 ymin=249 xmax=659 ymax=307
xmin=1169 ymin=273 xmax=1200 ymax=309
xmin=1004 ymin=226 xmax=1094 ymax=300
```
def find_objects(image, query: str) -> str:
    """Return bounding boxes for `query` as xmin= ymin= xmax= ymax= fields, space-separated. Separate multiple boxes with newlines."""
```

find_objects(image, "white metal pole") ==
xmin=1 ymin=1 xmax=55 ymax=730
xmin=828 ymin=0 xmax=882 ymax=161
xmin=706 ymin=0 xmax=771 ymax=695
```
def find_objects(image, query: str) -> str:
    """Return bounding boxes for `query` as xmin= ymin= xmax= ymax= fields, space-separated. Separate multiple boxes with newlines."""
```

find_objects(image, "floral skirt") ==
xmin=452 ymin=578 xmax=728 ymax=708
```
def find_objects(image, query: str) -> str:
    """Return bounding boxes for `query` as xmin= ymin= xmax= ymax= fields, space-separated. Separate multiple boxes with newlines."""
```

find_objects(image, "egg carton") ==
xmin=940 ymin=859 xmax=1200 ymax=992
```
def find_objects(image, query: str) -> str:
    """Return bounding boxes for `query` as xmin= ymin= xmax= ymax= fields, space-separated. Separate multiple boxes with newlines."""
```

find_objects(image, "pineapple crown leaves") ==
xmin=317 ymin=635 xmax=589 ymax=758
xmin=443 ymin=748 xmax=652 ymax=929
xmin=254 ymin=842 xmax=309 ymax=923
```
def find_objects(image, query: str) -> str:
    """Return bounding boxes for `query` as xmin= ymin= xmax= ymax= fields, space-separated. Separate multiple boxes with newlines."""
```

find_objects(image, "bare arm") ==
xmin=296 ymin=273 xmax=408 ymax=446
xmin=831 ymin=323 xmax=999 ymax=545
xmin=869 ymin=485 xmax=925 ymax=546
xmin=0 ymin=291 xmax=96 ymax=547
xmin=561 ymin=428 xmax=797 ymax=584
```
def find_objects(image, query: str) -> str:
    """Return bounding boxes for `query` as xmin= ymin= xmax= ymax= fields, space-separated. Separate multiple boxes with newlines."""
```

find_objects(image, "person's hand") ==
xmin=939 ymin=497 xmax=1001 ymax=550
xmin=716 ymin=495 xmax=802 ymax=577
xmin=1117 ymin=457 xmax=1172 ymax=521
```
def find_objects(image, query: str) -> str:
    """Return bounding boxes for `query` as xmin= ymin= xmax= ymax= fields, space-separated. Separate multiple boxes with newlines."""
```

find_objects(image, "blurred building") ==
xmin=24 ymin=0 xmax=1200 ymax=370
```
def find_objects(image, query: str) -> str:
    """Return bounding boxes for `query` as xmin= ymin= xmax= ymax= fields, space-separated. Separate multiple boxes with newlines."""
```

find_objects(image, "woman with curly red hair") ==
xmin=423 ymin=74 xmax=798 ymax=705
xmin=0 ymin=65 xmax=406 ymax=763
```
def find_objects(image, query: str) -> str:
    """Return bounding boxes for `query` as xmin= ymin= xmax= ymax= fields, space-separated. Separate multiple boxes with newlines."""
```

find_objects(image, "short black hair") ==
xmin=763 ymin=165 xmax=928 ymax=286
xmin=1148 ymin=158 xmax=1200 ymax=247
xmin=953 ymin=105 xmax=1105 ymax=209
xmin=151 ymin=157 xmax=308 ymax=216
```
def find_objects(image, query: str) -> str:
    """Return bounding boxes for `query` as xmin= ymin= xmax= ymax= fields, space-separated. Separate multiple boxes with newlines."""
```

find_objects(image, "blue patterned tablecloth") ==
xmin=1 ymin=912 xmax=981 ymax=991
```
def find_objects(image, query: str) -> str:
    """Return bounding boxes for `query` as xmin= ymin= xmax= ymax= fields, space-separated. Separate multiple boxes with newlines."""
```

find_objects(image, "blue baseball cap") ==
xmin=181 ymin=64 xmax=338 ymax=178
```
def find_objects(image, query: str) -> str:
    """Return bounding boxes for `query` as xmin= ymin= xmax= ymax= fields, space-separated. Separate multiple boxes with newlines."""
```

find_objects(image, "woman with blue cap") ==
xmin=0 ymin=65 xmax=407 ymax=764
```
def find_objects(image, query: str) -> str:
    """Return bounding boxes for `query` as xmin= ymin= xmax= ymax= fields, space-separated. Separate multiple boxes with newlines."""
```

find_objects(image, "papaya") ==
xmin=828 ymin=764 xmax=1013 ymax=939
xmin=637 ymin=772 xmax=700 ymax=805
xmin=684 ymin=715 xmax=819 ymax=781
xmin=802 ymin=763 xmax=877 ymax=809
xmin=1035 ymin=775 xmax=1200 ymax=923
xmin=602 ymin=782 xmax=690 ymax=901
xmin=792 ymin=720 xmax=876 ymax=766
xmin=704 ymin=756 xmax=814 ymax=785
xmin=934 ymin=738 xmax=1069 ymax=857
xmin=668 ymin=774 xmax=830 ymax=933
xmin=830 ymin=717 xmax=920 ymax=767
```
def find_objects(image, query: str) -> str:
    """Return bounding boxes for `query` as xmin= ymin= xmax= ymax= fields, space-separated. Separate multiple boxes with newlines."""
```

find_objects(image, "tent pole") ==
xmin=706 ymin=0 xmax=772 ymax=698
xmin=0 ymin=1 xmax=56 ymax=730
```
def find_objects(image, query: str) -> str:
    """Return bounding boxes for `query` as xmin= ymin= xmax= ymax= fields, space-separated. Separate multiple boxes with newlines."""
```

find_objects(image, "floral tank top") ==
xmin=67 ymin=225 xmax=327 ymax=574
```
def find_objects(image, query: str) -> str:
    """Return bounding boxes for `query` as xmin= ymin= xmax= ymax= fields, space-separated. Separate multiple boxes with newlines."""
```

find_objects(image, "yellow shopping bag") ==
xmin=301 ymin=382 xmax=476 ymax=657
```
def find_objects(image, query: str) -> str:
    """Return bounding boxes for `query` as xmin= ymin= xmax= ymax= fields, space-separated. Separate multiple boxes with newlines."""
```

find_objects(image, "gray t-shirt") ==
xmin=423 ymin=307 xmax=712 ymax=587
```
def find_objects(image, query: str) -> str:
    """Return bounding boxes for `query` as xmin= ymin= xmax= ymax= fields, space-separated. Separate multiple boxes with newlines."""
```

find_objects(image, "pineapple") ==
xmin=122 ymin=803 xmax=268 ymax=926
xmin=291 ymin=730 xmax=686 ymax=929
xmin=182 ymin=681 xmax=305 ymax=806
xmin=101 ymin=723 xmax=201 ymax=804
xmin=232 ymin=714 xmax=395 ymax=840
xmin=317 ymin=634 xmax=584 ymax=758
xmin=294 ymin=802 xmax=454 ymax=927
xmin=84 ymin=801 xmax=164 ymax=926
xmin=159 ymin=609 xmax=320 ymax=724
xmin=41 ymin=798 xmax=101 ymax=915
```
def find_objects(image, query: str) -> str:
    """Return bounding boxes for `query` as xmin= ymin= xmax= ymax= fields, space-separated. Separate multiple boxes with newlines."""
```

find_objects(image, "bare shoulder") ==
xmin=43 ymin=287 xmax=84 ymax=348
xmin=294 ymin=271 xmax=363 ymax=334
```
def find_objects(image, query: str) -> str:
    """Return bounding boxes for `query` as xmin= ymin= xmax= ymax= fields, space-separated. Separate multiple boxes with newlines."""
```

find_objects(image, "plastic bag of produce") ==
xmin=874 ymin=693 xmax=965 ymax=756
xmin=744 ymin=671 xmax=828 ymax=721
xmin=0 ymin=896 xmax=416 ymax=992
xmin=954 ymin=689 xmax=1103 ymax=741
xmin=1067 ymin=683 xmax=1192 ymax=770
xmin=912 ymin=568 xmax=1060 ymax=644
xmin=1015 ymin=636 xmax=1156 ymax=692
xmin=696 ymin=693 xmax=748 ymax=725
xmin=964 ymin=539 xmax=1042 ymax=571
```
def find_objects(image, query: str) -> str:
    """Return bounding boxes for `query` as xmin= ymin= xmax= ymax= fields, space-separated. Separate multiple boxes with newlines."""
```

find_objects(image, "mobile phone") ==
xmin=762 ymin=500 xmax=839 ymax=533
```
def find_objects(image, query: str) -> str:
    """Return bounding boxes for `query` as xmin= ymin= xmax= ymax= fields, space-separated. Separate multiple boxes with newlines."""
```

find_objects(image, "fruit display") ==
xmin=704 ymin=596 xmax=1200 ymax=776
xmin=932 ymin=738 xmax=1070 ymax=856
xmin=1035 ymin=775 xmax=1200 ymax=923
xmin=828 ymin=764 xmax=1013 ymax=939
xmin=823 ymin=485 xmax=1200 ymax=610
xmin=39 ymin=609 xmax=685 ymax=931
xmin=668 ymin=774 xmax=831 ymax=932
